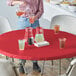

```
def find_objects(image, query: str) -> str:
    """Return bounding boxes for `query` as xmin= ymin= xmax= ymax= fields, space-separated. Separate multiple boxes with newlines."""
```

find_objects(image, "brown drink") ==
xmin=59 ymin=38 xmax=66 ymax=49
xmin=54 ymin=25 xmax=60 ymax=34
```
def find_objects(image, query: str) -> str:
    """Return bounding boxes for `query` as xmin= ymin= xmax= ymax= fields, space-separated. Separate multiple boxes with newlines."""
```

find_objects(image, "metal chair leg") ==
xmin=22 ymin=63 xmax=28 ymax=75
xmin=58 ymin=59 xmax=61 ymax=76
xmin=66 ymin=65 xmax=73 ymax=76
xmin=41 ymin=61 xmax=45 ymax=76
xmin=19 ymin=59 xmax=27 ymax=75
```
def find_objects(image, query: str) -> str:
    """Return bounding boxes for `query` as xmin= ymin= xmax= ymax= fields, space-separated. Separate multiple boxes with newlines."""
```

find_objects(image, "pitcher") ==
xmin=25 ymin=27 xmax=34 ymax=45
xmin=35 ymin=27 xmax=44 ymax=43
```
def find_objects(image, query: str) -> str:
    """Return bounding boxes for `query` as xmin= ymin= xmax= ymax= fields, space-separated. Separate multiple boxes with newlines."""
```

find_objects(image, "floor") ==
xmin=0 ymin=55 xmax=71 ymax=76
xmin=19 ymin=59 xmax=71 ymax=76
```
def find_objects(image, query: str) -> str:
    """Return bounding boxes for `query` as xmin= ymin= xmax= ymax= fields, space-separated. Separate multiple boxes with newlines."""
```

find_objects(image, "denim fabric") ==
xmin=17 ymin=17 xmax=39 ymax=30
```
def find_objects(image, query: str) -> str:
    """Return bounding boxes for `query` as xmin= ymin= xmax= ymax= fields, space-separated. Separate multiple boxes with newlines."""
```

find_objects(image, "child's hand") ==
xmin=7 ymin=0 xmax=14 ymax=6
xmin=29 ymin=16 xmax=36 ymax=24
xmin=12 ymin=1 xmax=24 ymax=5
xmin=16 ymin=11 xmax=25 ymax=16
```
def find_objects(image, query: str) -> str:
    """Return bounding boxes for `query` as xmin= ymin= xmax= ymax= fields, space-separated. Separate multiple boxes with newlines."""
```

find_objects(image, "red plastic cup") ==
xmin=29 ymin=16 xmax=35 ymax=24
xmin=54 ymin=25 xmax=60 ymax=34
xmin=16 ymin=11 xmax=25 ymax=16
xmin=59 ymin=38 xmax=67 ymax=49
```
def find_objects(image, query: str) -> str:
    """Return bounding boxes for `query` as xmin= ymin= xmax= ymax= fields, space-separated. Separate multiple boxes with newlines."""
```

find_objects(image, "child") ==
xmin=7 ymin=0 xmax=44 ymax=73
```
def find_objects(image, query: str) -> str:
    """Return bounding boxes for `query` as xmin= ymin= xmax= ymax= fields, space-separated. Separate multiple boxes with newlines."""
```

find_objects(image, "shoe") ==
xmin=19 ymin=64 xmax=25 ymax=74
xmin=33 ymin=63 xmax=41 ymax=72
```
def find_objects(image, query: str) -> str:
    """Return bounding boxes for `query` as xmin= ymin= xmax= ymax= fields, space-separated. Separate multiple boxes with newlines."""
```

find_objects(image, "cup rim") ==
xmin=59 ymin=38 xmax=67 ymax=41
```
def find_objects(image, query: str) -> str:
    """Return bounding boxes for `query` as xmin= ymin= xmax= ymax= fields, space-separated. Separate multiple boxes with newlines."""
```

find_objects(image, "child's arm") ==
xmin=7 ymin=0 xmax=23 ymax=6
xmin=12 ymin=1 xmax=24 ymax=5
xmin=7 ymin=0 xmax=14 ymax=6
xmin=35 ymin=0 xmax=44 ymax=20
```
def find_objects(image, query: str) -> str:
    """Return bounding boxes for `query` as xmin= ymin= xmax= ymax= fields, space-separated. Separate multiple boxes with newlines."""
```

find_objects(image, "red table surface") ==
xmin=0 ymin=29 xmax=76 ymax=60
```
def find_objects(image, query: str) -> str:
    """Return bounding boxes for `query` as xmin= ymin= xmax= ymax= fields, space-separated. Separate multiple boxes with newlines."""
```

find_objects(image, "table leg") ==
xmin=51 ymin=60 xmax=54 ymax=71
xmin=12 ymin=58 xmax=14 ymax=62
xmin=58 ymin=59 xmax=61 ymax=76
xmin=41 ymin=61 xmax=45 ymax=76
xmin=6 ymin=56 xmax=9 ymax=60
xmin=52 ymin=60 xmax=54 ymax=66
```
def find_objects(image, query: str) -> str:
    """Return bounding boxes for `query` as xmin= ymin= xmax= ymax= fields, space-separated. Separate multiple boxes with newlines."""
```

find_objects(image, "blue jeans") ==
xmin=17 ymin=17 xmax=39 ymax=30
xmin=17 ymin=17 xmax=39 ymax=64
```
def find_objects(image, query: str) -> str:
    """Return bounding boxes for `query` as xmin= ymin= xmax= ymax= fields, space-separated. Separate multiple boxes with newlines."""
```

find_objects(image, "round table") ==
xmin=0 ymin=29 xmax=76 ymax=75
xmin=0 ymin=29 xmax=76 ymax=60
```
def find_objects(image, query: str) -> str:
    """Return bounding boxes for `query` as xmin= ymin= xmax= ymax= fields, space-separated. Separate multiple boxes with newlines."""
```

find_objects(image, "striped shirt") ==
xmin=7 ymin=0 xmax=44 ymax=20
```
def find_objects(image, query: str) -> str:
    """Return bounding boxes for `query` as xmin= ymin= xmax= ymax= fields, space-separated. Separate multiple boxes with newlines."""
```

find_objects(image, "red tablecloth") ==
xmin=0 ymin=29 xmax=76 ymax=60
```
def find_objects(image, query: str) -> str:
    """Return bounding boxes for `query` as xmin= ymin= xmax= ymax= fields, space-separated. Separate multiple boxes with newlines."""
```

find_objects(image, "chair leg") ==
xmin=41 ymin=61 xmax=45 ymax=76
xmin=13 ymin=66 xmax=19 ymax=76
xmin=19 ymin=59 xmax=27 ymax=74
xmin=66 ymin=65 xmax=73 ymax=76
xmin=22 ymin=63 xmax=28 ymax=75
xmin=58 ymin=59 xmax=61 ymax=76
